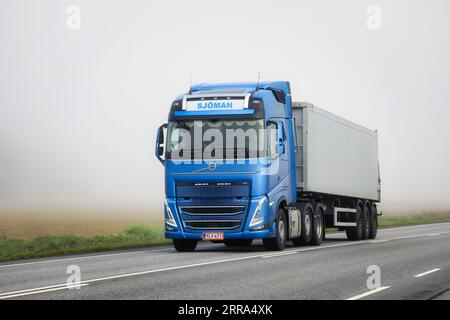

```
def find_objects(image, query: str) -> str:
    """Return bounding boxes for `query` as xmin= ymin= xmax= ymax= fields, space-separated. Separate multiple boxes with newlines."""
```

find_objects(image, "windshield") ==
xmin=166 ymin=119 xmax=267 ymax=160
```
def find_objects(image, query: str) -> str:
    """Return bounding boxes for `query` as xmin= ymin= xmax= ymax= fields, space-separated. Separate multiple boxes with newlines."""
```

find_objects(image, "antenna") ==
xmin=255 ymin=71 xmax=261 ymax=91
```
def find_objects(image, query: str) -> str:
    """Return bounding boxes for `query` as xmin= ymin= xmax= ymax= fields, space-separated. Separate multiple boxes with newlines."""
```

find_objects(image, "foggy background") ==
xmin=1 ymin=0 xmax=450 ymax=222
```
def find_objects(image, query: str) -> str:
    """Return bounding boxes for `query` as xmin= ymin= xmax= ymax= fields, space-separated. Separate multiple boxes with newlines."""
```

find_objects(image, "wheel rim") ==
xmin=279 ymin=218 xmax=285 ymax=241
xmin=305 ymin=213 xmax=311 ymax=236
xmin=316 ymin=214 xmax=322 ymax=238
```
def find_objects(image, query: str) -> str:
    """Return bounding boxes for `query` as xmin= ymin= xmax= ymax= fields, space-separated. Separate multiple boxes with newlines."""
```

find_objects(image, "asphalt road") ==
xmin=1 ymin=223 xmax=449 ymax=300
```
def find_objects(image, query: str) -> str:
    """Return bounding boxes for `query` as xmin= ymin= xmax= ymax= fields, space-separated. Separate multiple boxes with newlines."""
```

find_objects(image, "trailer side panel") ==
xmin=293 ymin=102 xmax=380 ymax=201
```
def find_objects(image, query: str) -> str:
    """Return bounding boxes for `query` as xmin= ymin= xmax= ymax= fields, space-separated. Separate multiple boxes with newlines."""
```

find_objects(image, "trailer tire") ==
xmin=362 ymin=201 xmax=371 ymax=240
xmin=263 ymin=208 xmax=286 ymax=251
xmin=292 ymin=203 xmax=313 ymax=246
xmin=224 ymin=239 xmax=253 ymax=247
xmin=369 ymin=203 xmax=378 ymax=239
xmin=345 ymin=203 xmax=363 ymax=241
xmin=310 ymin=207 xmax=324 ymax=246
xmin=173 ymin=239 xmax=197 ymax=252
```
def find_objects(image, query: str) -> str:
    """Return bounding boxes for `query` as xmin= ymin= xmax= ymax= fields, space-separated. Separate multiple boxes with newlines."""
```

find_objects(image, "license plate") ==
xmin=202 ymin=232 xmax=224 ymax=241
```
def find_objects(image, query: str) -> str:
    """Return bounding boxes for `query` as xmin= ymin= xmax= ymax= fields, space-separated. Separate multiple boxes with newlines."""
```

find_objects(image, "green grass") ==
xmin=0 ymin=225 xmax=170 ymax=262
xmin=378 ymin=213 xmax=450 ymax=228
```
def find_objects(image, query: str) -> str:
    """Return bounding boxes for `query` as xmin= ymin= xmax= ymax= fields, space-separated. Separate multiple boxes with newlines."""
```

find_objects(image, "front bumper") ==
xmin=164 ymin=195 xmax=276 ymax=240
xmin=165 ymin=227 xmax=276 ymax=240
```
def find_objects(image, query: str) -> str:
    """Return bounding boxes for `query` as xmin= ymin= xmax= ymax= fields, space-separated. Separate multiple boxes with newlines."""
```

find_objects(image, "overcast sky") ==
xmin=1 ymin=0 xmax=449 ymax=214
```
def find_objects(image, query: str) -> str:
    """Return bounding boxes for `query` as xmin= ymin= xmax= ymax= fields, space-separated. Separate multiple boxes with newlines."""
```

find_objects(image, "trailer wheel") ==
xmin=361 ymin=201 xmax=371 ymax=240
xmin=345 ymin=203 xmax=363 ymax=241
xmin=263 ymin=208 xmax=286 ymax=251
xmin=173 ymin=239 xmax=197 ymax=252
xmin=292 ymin=203 xmax=313 ymax=246
xmin=224 ymin=239 xmax=253 ymax=247
xmin=310 ymin=207 xmax=324 ymax=246
xmin=369 ymin=203 xmax=378 ymax=239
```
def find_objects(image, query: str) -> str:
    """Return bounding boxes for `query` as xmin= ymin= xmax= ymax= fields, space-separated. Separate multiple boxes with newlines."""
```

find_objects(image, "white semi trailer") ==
xmin=291 ymin=102 xmax=380 ymax=242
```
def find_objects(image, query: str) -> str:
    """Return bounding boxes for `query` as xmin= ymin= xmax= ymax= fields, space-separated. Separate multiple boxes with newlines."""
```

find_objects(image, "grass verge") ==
xmin=378 ymin=213 xmax=450 ymax=228
xmin=0 ymin=225 xmax=170 ymax=262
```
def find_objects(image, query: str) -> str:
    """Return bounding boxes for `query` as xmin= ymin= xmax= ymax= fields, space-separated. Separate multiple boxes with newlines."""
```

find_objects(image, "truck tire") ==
xmin=224 ymin=239 xmax=253 ymax=247
xmin=345 ymin=203 xmax=363 ymax=241
xmin=361 ymin=201 xmax=371 ymax=240
xmin=292 ymin=203 xmax=313 ymax=246
xmin=310 ymin=207 xmax=324 ymax=246
xmin=263 ymin=208 xmax=286 ymax=251
xmin=173 ymin=239 xmax=197 ymax=252
xmin=369 ymin=203 xmax=378 ymax=239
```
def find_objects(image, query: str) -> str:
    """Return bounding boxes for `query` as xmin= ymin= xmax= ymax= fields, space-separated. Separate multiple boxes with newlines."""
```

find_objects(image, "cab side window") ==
xmin=267 ymin=121 xmax=278 ymax=158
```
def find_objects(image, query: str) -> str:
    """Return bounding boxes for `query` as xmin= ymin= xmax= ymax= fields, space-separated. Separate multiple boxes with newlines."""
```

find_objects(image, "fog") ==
xmin=1 ymin=0 xmax=450 ymax=216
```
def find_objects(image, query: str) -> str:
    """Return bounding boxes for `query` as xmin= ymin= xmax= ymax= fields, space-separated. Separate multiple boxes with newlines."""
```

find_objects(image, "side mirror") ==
xmin=155 ymin=123 xmax=167 ymax=165
xmin=157 ymin=146 xmax=164 ymax=156
xmin=158 ymin=125 xmax=165 ymax=144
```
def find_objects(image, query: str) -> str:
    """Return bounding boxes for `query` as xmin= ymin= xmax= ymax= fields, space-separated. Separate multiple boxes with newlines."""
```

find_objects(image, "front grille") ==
xmin=184 ymin=220 xmax=241 ymax=230
xmin=175 ymin=181 xmax=250 ymax=232
xmin=180 ymin=206 xmax=245 ymax=231
xmin=181 ymin=206 xmax=245 ymax=215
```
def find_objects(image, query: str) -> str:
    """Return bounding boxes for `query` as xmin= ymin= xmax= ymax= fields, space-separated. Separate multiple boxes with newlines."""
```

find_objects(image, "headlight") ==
xmin=249 ymin=196 xmax=267 ymax=227
xmin=164 ymin=198 xmax=177 ymax=228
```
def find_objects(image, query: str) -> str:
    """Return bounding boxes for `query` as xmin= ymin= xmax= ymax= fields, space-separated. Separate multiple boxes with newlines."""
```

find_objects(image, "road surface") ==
xmin=1 ymin=223 xmax=449 ymax=300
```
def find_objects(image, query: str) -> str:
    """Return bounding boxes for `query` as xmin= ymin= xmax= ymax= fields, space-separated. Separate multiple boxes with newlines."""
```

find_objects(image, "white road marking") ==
xmin=414 ymin=268 xmax=441 ymax=278
xmin=0 ymin=284 xmax=88 ymax=300
xmin=1 ymin=229 xmax=449 ymax=299
xmin=0 ymin=243 xmax=220 ymax=269
xmin=369 ymin=239 xmax=390 ymax=243
xmin=376 ymin=222 xmax=450 ymax=231
xmin=377 ymin=232 xmax=450 ymax=243
xmin=346 ymin=286 xmax=391 ymax=300
xmin=261 ymin=251 xmax=297 ymax=259
xmin=0 ymin=282 xmax=84 ymax=297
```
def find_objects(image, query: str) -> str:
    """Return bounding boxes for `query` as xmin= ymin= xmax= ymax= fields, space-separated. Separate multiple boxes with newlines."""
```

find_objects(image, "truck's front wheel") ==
xmin=173 ymin=239 xmax=197 ymax=252
xmin=263 ymin=209 xmax=286 ymax=251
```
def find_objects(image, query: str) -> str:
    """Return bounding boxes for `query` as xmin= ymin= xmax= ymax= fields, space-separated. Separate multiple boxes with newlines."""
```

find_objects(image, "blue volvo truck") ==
xmin=156 ymin=81 xmax=381 ymax=251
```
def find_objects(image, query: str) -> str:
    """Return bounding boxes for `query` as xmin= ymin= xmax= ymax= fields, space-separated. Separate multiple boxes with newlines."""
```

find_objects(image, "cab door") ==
xmin=267 ymin=119 xmax=289 ymax=192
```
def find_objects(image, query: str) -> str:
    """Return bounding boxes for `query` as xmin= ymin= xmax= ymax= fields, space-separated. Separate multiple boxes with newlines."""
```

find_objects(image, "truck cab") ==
xmin=155 ymin=81 xmax=297 ymax=251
